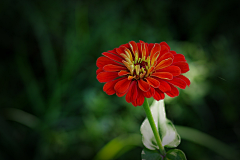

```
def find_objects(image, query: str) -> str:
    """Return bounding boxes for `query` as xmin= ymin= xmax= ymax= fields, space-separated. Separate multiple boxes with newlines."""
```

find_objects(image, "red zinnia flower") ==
xmin=96 ymin=40 xmax=190 ymax=106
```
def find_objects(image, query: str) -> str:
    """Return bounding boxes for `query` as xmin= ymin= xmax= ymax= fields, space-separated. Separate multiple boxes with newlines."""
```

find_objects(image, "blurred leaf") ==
xmin=164 ymin=149 xmax=186 ymax=160
xmin=175 ymin=125 xmax=239 ymax=160
xmin=94 ymin=134 xmax=142 ymax=160
xmin=3 ymin=108 xmax=40 ymax=128
xmin=141 ymin=148 xmax=163 ymax=160
xmin=141 ymin=100 xmax=181 ymax=150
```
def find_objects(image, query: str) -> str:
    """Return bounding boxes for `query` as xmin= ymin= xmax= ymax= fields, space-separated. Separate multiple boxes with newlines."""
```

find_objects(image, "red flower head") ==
xmin=96 ymin=41 xmax=190 ymax=106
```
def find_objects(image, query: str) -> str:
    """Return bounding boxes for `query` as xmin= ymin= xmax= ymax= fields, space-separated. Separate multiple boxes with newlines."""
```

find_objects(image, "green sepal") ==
xmin=141 ymin=100 xmax=181 ymax=150
xmin=141 ymin=148 xmax=163 ymax=160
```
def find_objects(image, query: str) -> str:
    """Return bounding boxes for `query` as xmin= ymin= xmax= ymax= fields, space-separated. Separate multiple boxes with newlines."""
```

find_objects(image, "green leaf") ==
xmin=164 ymin=149 xmax=187 ymax=160
xmin=141 ymin=100 xmax=180 ymax=150
xmin=141 ymin=148 xmax=163 ymax=160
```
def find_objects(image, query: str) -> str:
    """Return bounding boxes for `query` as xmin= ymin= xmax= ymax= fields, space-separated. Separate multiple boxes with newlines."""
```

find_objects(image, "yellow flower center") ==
xmin=120 ymin=42 xmax=161 ymax=80
xmin=122 ymin=55 xmax=153 ymax=80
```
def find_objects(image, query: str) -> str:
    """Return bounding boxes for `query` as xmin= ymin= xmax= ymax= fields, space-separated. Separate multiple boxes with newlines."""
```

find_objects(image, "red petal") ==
xmin=177 ymin=75 xmax=190 ymax=86
xmin=96 ymin=68 xmax=104 ymax=75
xmin=137 ymin=42 xmax=142 ymax=58
xmin=150 ymin=43 xmax=161 ymax=61
xmin=173 ymin=62 xmax=189 ymax=73
xmin=151 ymin=72 xmax=173 ymax=80
xmin=173 ymin=54 xmax=186 ymax=63
xmin=143 ymin=86 xmax=155 ymax=98
xmin=116 ymin=47 xmax=125 ymax=55
xmin=120 ymin=43 xmax=130 ymax=49
xmin=103 ymin=64 xmax=127 ymax=72
xmin=148 ymin=43 xmax=154 ymax=53
xmin=145 ymin=43 xmax=150 ymax=57
xmin=160 ymin=44 xmax=169 ymax=55
xmin=166 ymin=83 xmax=179 ymax=97
xmin=118 ymin=70 xmax=129 ymax=76
xmin=154 ymin=78 xmax=171 ymax=92
xmin=160 ymin=42 xmax=170 ymax=50
xmin=157 ymin=66 xmax=181 ymax=76
xmin=131 ymin=87 xmax=145 ymax=106
xmin=155 ymin=58 xmax=173 ymax=70
xmin=108 ymin=48 xmax=119 ymax=55
xmin=131 ymin=100 xmax=138 ymax=107
xmin=103 ymin=77 xmax=125 ymax=95
xmin=114 ymin=78 xmax=132 ymax=93
xmin=166 ymin=77 xmax=187 ymax=89
xmin=157 ymin=52 xmax=174 ymax=62
xmin=97 ymin=72 xmax=119 ymax=83
xmin=102 ymin=52 xmax=124 ymax=64
xmin=116 ymin=90 xmax=128 ymax=97
xmin=170 ymin=51 xmax=177 ymax=55
xmin=138 ymin=79 xmax=150 ymax=92
xmin=96 ymin=56 xmax=123 ymax=68
xmin=146 ymin=77 xmax=160 ymax=88
xmin=125 ymin=81 xmax=138 ymax=103
xmin=153 ymin=88 xmax=165 ymax=101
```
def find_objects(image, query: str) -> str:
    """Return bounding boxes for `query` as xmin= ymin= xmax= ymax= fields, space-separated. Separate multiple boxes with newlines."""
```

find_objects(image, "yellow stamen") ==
xmin=123 ymin=60 xmax=134 ymax=75
xmin=125 ymin=57 xmax=132 ymax=64
xmin=122 ymin=46 xmax=159 ymax=80
xmin=146 ymin=57 xmax=150 ymax=68
xmin=140 ymin=71 xmax=146 ymax=79
xmin=124 ymin=48 xmax=133 ymax=61
xmin=135 ymin=53 xmax=138 ymax=64
xmin=135 ymin=65 xmax=140 ymax=76
xmin=129 ymin=43 xmax=134 ymax=54
xmin=120 ymin=53 xmax=128 ymax=60
xmin=129 ymin=64 xmax=134 ymax=75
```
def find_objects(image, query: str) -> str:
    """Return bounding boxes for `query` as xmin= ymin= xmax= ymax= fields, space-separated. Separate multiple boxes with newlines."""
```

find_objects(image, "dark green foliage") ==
xmin=0 ymin=0 xmax=240 ymax=160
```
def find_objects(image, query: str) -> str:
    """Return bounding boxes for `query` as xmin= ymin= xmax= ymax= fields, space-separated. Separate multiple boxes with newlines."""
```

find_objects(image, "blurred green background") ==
xmin=1 ymin=0 xmax=240 ymax=159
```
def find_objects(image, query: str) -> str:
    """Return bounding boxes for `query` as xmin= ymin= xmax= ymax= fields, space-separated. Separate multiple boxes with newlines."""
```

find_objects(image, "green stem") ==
xmin=142 ymin=98 xmax=166 ymax=156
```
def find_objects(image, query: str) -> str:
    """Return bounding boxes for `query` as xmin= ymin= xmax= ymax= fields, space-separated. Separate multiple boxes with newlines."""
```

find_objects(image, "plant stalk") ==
xmin=142 ymin=98 xmax=166 ymax=155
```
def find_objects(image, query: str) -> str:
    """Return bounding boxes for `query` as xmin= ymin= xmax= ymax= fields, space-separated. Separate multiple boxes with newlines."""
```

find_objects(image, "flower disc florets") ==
xmin=96 ymin=40 xmax=190 ymax=106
